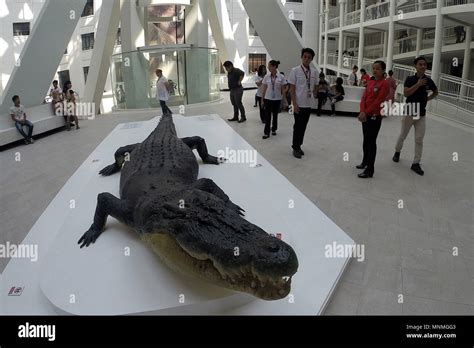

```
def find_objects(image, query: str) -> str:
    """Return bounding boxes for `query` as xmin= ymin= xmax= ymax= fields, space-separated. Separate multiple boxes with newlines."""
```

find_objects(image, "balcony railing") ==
xmin=345 ymin=10 xmax=361 ymax=25
xmin=444 ymin=0 xmax=474 ymax=6
xmin=365 ymin=1 xmax=390 ymax=21
xmin=396 ymin=0 xmax=437 ymax=14
xmin=328 ymin=17 xmax=340 ymax=30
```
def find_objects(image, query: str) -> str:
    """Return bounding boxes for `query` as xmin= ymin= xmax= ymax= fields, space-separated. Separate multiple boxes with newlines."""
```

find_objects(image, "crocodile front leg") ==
xmin=181 ymin=136 xmax=222 ymax=165
xmin=193 ymin=178 xmax=245 ymax=216
xmin=99 ymin=143 xmax=140 ymax=176
xmin=78 ymin=192 xmax=134 ymax=248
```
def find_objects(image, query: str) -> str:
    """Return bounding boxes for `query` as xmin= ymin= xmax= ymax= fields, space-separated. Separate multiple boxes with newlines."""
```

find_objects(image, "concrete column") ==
xmin=383 ymin=31 xmax=388 ymax=58
xmin=303 ymin=0 xmax=319 ymax=51
xmin=318 ymin=0 xmax=324 ymax=65
xmin=324 ymin=0 xmax=329 ymax=73
xmin=121 ymin=0 xmax=148 ymax=109
xmin=337 ymin=0 xmax=345 ymax=76
xmin=185 ymin=0 xmax=210 ymax=104
xmin=83 ymin=0 xmax=122 ymax=115
xmin=357 ymin=0 xmax=366 ymax=69
xmin=386 ymin=0 xmax=396 ymax=71
xmin=460 ymin=25 xmax=472 ymax=97
xmin=430 ymin=0 xmax=444 ymax=86
xmin=416 ymin=28 xmax=423 ymax=57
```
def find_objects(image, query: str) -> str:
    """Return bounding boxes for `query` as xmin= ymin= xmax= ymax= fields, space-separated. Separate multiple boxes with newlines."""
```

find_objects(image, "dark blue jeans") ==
xmin=15 ymin=120 xmax=34 ymax=140
xmin=160 ymin=100 xmax=172 ymax=115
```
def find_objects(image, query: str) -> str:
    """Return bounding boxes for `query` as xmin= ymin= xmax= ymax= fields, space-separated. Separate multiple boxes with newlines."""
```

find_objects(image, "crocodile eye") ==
xmin=268 ymin=243 xmax=279 ymax=252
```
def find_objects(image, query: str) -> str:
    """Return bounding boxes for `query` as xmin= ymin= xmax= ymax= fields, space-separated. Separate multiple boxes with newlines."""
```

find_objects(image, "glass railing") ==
xmin=345 ymin=10 xmax=361 ymax=25
xmin=110 ymin=47 xmax=221 ymax=110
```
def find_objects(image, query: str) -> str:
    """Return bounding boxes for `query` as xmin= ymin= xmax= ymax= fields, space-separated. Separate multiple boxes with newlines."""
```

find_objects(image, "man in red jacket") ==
xmin=356 ymin=60 xmax=390 ymax=178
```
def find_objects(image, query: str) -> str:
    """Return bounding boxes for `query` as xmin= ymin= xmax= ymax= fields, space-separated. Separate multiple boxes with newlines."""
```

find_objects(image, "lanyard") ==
xmin=270 ymin=74 xmax=277 ymax=91
xmin=301 ymin=65 xmax=311 ymax=90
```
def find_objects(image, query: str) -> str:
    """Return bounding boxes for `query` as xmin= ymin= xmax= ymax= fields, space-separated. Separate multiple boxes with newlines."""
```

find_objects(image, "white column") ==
xmin=386 ymin=0 xmax=396 ymax=71
xmin=416 ymin=28 xmax=423 ymax=57
xmin=324 ymin=0 xmax=329 ymax=73
xmin=337 ymin=0 xmax=345 ymax=76
xmin=460 ymin=25 xmax=472 ymax=97
xmin=303 ymin=0 xmax=319 ymax=51
xmin=318 ymin=0 xmax=324 ymax=65
xmin=383 ymin=31 xmax=388 ymax=58
xmin=357 ymin=0 xmax=366 ymax=69
xmin=83 ymin=0 xmax=122 ymax=114
xmin=430 ymin=0 xmax=443 ymax=86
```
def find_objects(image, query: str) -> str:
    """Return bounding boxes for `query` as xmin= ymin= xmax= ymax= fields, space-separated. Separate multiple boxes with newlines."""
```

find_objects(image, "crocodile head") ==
xmin=141 ymin=188 xmax=299 ymax=301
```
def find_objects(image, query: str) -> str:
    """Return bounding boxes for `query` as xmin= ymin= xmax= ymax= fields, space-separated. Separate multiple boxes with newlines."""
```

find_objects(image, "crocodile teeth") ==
xmin=282 ymin=276 xmax=290 ymax=283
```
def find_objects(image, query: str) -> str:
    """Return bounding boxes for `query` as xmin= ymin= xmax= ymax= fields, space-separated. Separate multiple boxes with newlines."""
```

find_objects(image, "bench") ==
xmin=0 ymin=103 xmax=66 ymax=147
xmin=311 ymin=85 xmax=365 ymax=114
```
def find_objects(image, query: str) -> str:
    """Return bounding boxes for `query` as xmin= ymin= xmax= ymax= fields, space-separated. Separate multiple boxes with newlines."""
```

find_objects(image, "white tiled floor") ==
xmin=1 ymin=92 xmax=473 ymax=314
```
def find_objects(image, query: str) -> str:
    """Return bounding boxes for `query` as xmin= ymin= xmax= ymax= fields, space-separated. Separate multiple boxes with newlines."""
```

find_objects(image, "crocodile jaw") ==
xmin=140 ymin=232 xmax=293 ymax=301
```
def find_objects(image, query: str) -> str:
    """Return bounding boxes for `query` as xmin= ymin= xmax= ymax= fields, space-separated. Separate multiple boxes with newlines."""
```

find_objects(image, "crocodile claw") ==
xmin=203 ymin=155 xmax=220 ymax=165
xmin=78 ymin=226 xmax=102 ymax=248
xmin=99 ymin=163 xmax=120 ymax=176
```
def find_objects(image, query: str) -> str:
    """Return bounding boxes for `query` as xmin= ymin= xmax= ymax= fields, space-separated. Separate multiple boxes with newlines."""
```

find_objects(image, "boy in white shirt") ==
xmin=288 ymin=48 xmax=318 ymax=158
xmin=261 ymin=60 xmax=286 ymax=139
xmin=156 ymin=69 xmax=172 ymax=115
xmin=49 ymin=80 xmax=63 ymax=115
xmin=10 ymin=95 xmax=34 ymax=145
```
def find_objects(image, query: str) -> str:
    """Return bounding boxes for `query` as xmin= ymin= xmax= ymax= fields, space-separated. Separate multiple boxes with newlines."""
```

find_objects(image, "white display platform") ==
xmin=1 ymin=114 xmax=354 ymax=315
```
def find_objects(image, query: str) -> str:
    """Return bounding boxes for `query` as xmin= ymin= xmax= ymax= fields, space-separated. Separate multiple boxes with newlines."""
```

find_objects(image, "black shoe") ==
xmin=411 ymin=163 xmax=424 ymax=176
xmin=392 ymin=152 xmax=400 ymax=163
xmin=293 ymin=149 xmax=302 ymax=159
xmin=272 ymin=131 xmax=277 ymax=136
xmin=300 ymin=149 xmax=305 ymax=156
xmin=358 ymin=170 xmax=373 ymax=178
xmin=228 ymin=117 xmax=239 ymax=121
xmin=316 ymin=113 xmax=321 ymax=117
xmin=238 ymin=118 xmax=247 ymax=123
xmin=356 ymin=163 xmax=367 ymax=169
xmin=262 ymin=135 xmax=270 ymax=139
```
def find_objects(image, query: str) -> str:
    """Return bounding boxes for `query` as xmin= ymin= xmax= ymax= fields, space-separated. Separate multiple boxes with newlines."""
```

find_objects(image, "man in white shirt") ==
xmin=288 ymin=48 xmax=318 ymax=158
xmin=49 ymin=80 xmax=63 ymax=115
xmin=156 ymin=69 xmax=172 ymax=115
xmin=10 ymin=95 xmax=34 ymax=145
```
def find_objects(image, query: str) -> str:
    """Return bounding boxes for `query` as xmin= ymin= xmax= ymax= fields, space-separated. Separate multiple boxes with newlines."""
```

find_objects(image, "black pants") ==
xmin=317 ymin=92 xmax=328 ymax=113
xmin=230 ymin=86 xmax=246 ymax=119
xmin=264 ymin=99 xmax=280 ymax=135
xmin=160 ymin=100 xmax=172 ymax=115
xmin=292 ymin=107 xmax=311 ymax=150
xmin=362 ymin=116 xmax=382 ymax=172
xmin=256 ymin=96 xmax=265 ymax=123
xmin=331 ymin=95 xmax=344 ymax=113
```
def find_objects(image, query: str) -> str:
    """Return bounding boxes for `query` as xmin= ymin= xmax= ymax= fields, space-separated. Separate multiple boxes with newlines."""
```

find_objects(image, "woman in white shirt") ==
xmin=261 ymin=60 xmax=286 ymax=139
xmin=254 ymin=65 xmax=267 ymax=123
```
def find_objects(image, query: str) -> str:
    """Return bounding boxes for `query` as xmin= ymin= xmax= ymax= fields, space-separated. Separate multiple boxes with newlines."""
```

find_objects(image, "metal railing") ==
xmin=328 ymin=17 xmax=340 ymax=30
xmin=365 ymin=1 xmax=390 ymax=21
xmin=444 ymin=0 xmax=474 ymax=5
xmin=326 ymin=54 xmax=358 ymax=70
xmin=345 ymin=10 xmax=361 ymax=25
xmin=396 ymin=0 xmax=437 ymax=14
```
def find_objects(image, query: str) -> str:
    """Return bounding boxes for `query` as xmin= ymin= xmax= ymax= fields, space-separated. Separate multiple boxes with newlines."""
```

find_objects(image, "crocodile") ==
xmin=78 ymin=112 xmax=298 ymax=300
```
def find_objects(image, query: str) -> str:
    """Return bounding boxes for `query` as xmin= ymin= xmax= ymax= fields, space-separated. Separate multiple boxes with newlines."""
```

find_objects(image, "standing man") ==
xmin=288 ymin=48 xmax=318 ymax=159
xmin=49 ymin=80 xmax=63 ymax=114
xmin=156 ymin=69 xmax=172 ymax=115
xmin=393 ymin=56 xmax=438 ymax=176
xmin=223 ymin=61 xmax=246 ymax=123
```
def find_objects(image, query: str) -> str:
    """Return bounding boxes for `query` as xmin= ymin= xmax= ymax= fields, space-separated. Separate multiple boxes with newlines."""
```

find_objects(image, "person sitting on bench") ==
xmin=10 ymin=95 xmax=34 ymax=145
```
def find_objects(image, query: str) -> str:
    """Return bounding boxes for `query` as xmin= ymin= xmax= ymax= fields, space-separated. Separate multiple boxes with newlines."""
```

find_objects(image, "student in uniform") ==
xmin=261 ymin=60 xmax=286 ymax=139
xmin=392 ymin=56 xmax=438 ymax=176
xmin=356 ymin=60 xmax=390 ymax=178
xmin=156 ymin=69 xmax=172 ymax=115
xmin=49 ymin=80 xmax=63 ymax=115
xmin=349 ymin=65 xmax=359 ymax=86
xmin=316 ymin=72 xmax=329 ymax=116
xmin=359 ymin=69 xmax=371 ymax=87
xmin=255 ymin=65 xmax=267 ymax=123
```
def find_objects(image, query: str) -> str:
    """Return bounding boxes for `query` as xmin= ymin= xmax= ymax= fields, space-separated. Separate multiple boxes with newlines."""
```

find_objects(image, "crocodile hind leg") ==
xmin=193 ymin=178 xmax=245 ymax=216
xmin=78 ymin=192 xmax=134 ymax=248
xmin=181 ymin=136 xmax=221 ymax=165
xmin=99 ymin=143 xmax=140 ymax=176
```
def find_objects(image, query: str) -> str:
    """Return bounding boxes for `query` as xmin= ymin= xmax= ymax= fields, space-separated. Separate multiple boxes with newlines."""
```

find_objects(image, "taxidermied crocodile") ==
xmin=78 ymin=112 xmax=298 ymax=300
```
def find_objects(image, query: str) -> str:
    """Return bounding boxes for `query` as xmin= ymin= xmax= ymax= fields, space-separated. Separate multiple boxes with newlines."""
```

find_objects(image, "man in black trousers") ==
xmin=223 ymin=61 xmax=246 ymax=123
xmin=288 ymin=48 xmax=318 ymax=158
